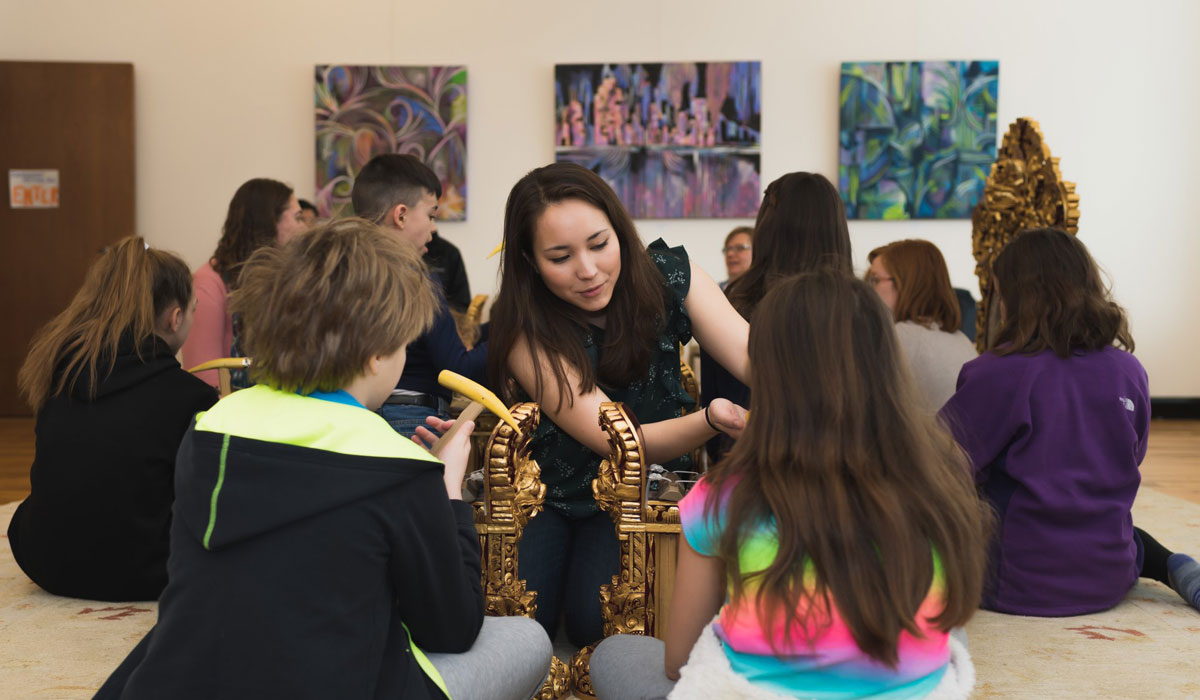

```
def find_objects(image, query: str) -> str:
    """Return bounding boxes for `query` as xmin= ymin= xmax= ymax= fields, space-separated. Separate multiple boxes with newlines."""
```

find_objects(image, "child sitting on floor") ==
xmin=8 ymin=237 xmax=216 ymax=602
xmin=940 ymin=228 xmax=1200 ymax=616
xmin=94 ymin=219 xmax=551 ymax=700
xmin=591 ymin=270 xmax=991 ymax=700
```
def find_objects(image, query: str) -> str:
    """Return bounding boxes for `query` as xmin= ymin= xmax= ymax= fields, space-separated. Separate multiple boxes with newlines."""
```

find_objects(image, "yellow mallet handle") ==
xmin=437 ymin=370 xmax=521 ymax=434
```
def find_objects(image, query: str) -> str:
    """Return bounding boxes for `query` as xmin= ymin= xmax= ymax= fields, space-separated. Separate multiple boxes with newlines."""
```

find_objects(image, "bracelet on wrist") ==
xmin=704 ymin=403 xmax=719 ymax=433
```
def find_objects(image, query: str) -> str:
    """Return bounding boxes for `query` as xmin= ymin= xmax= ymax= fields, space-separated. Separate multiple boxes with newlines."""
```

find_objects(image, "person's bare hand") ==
xmin=411 ymin=415 xmax=450 ymax=451
xmin=707 ymin=398 xmax=747 ymax=440
xmin=412 ymin=415 xmax=474 ymax=499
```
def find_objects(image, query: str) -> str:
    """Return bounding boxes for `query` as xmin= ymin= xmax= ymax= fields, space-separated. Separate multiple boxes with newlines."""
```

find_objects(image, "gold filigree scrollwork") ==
xmin=679 ymin=359 xmax=700 ymax=407
xmin=971 ymin=117 xmax=1080 ymax=350
xmin=570 ymin=644 xmax=598 ymax=700
xmin=475 ymin=402 xmax=544 ymax=620
xmin=584 ymin=403 xmax=687 ymax=695
xmin=535 ymin=657 xmax=572 ymax=700
xmin=592 ymin=403 xmax=676 ymax=636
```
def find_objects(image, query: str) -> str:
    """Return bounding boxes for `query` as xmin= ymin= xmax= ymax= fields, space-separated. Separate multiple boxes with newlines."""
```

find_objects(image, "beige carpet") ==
xmin=967 ymin=488 xmax=1200 ymax=699
xmin=2 ymin=490 xmax=1198 ymax=700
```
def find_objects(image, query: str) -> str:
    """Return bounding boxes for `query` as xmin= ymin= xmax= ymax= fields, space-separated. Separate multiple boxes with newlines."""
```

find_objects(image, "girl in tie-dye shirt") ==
xmin=591 ymin=271 xmax=991 ymax=700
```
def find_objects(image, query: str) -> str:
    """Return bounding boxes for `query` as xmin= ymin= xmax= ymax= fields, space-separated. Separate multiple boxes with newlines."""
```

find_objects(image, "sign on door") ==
xmin=9 ymin=169 xmax=60 ymax=209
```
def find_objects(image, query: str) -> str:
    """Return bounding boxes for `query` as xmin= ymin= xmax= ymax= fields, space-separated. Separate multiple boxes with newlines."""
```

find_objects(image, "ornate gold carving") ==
xmin=570 ymin=644 xmax=598 ymax=700
xmin=645 ymin=502 xmax=682 ymax=525
xmin=590 ymin=402 xmax=684 ymax=649
xmin=971 ymin=118 xmax=1080 ymax=350
xmin=474 ymin=402 xmax=544 ymax=620
xmin=679 ymin=359 xmax=700 ymax=407
xmin=466 ymin=293 xmax=489 ymax=326
xmin=535 ymin=656 xmax=572 ymax=700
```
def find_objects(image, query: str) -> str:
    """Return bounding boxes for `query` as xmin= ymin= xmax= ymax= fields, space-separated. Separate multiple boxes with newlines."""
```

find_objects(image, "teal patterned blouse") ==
xmin=528 ymin=239 xmax=696 ymax=519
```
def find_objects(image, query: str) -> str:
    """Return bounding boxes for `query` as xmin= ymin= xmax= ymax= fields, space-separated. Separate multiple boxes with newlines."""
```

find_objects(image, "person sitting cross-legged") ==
xmin=93 ymin=219 xmax=551 ymax=700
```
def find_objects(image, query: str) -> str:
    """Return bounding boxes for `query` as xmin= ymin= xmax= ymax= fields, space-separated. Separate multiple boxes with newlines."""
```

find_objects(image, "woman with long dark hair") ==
xmin=181 ymin=178 xmax=306 ymax=388
xmin=592 ymin=271 xmax=990 ymax=699
xmin=488 ymin=162 xmax=750 ymax=645
xmin=701 ymin=171 xmax=852 ymax=459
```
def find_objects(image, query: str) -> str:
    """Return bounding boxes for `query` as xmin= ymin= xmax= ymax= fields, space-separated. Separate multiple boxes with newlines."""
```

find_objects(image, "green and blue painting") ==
xmin=839 ymin=61 xmax=998 ymax=219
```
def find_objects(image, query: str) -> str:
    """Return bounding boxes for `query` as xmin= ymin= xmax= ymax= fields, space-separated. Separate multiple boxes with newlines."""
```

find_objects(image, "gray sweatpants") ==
xmin=590 ymin=627 xmax=970 ymax=700
xmin=427 ymin=615 xmax=553 ymax=700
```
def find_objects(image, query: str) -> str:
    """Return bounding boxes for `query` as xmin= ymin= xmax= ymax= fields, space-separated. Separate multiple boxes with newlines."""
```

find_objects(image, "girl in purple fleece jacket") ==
xmin=941 ymin=228 xmax=1199 ymax=616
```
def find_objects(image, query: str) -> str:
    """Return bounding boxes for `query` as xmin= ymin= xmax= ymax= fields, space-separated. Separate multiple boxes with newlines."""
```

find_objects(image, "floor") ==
xmin=2 ymin=417 xmax=1198 ymax=506
xmin=1 ymin=417 xmax=1196 ymax=700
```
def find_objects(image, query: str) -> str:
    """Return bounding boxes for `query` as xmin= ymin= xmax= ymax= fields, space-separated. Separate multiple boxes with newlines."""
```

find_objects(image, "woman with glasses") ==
xmin=866 ymin=239 xmax=977 ymax=412
xmin=719 ymin=226 xmax=753 ymax=289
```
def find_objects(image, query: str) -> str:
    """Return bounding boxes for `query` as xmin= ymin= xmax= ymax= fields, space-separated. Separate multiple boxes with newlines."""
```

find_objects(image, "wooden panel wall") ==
xmin=0 ymin=61 xmax=135 ymax=416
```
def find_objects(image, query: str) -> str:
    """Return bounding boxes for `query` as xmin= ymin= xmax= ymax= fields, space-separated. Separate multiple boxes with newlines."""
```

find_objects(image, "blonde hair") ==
xmin=18 ymin=237 xmax=192 ymax=410
xmin=230 ymin=218 xmax=437 ymax=393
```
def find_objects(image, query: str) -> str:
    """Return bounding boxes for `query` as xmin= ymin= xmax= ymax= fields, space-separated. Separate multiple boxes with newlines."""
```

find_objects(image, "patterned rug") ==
xmin=1 ymin=490 xmax=1197 ymax=699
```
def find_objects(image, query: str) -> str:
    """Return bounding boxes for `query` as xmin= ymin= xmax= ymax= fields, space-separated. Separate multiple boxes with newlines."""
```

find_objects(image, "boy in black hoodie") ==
xmin=94 ymin=219 xmax=551 ymax=700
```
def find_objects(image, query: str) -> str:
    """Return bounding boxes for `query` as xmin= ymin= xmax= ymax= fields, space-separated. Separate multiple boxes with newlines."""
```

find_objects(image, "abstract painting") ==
xmin=839 ymin=60 xmax=998 ymax=219
xmin=315 ymin=65 xmax=467 ymax=220
xmin=555 ymin=62 xmax=761 ymax=219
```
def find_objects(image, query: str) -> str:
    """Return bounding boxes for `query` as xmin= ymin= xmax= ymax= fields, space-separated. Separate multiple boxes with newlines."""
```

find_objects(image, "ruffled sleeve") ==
xmin=646 ymin=238 xmax=692 ymax=347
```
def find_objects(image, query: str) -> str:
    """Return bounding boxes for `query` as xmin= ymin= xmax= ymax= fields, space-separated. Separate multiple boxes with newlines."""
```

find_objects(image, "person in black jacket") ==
xmin=8 ymin=237 xmax=217 ymax=602
xmin=425 ymin=226 xmax=472 ymax=313
xmin=351 ymin=153 xmax=488 ymax=437
xmin=93 ymin=219 xmax=551 ymax=700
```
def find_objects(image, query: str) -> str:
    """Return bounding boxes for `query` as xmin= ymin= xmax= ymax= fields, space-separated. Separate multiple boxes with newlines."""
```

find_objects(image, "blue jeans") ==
xmin=518 ymin=507 xmax=619 ymax=647
xmin=377 ymin=403 xmax=449 ymax=439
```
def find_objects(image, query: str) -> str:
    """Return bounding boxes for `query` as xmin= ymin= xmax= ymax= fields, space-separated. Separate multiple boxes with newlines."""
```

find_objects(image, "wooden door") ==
xmin=0 ymin=61 xmax=135 ymax=416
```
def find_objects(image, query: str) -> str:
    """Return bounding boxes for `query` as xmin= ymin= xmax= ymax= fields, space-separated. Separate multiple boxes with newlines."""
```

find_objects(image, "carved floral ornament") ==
xmin=971 ymin=117 xmax=1080 ymax=350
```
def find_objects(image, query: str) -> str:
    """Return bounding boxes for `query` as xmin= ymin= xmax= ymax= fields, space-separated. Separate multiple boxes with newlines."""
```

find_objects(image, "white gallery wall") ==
xmin=3 ymin=0 xmax=1198 ymax=395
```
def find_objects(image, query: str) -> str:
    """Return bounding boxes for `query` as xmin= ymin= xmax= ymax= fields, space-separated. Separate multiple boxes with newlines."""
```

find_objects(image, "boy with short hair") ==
xmin=94 ymin=219 xmax=550 ymax=700
xmin=351 ymin=154 xmax=487 ymax=437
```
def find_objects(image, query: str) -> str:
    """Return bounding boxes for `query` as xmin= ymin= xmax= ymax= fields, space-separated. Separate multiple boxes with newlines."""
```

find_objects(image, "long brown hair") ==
xmin=725 ymin=172 xmax=852 ymax=319
xmin=991 ymin=228 xmax=1132 ymax=357
xmin=867 ymin=239 xmax=961 ymax=332
xmin=212 ymin=178 xmax=293 ymax=288
xmin=706 ymin=270 xmax=990 ymax=666
xmin=488 ymin=163 xmax=666 ymax=410
xmin=18 ymin=237 xmax=192 ymax=410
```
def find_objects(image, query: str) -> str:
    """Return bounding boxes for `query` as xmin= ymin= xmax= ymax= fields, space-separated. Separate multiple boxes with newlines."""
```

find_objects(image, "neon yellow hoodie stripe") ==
xmin=403 ymin=622 xmax=452 ymax=698
xmin=195 ymin=385 xmax=438 ymax=462
xmin=202 ymin=433 xmax=230 ymax=551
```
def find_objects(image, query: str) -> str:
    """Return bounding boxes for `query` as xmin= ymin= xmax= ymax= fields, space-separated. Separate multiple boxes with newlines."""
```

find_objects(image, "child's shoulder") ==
xmin=962 ymin=346 xmax=1146 ymax=389
xmin=199 ymin=386 xmax=438 ymax=463
xmin=162 ymin=364 xmax=219 ymax=409
xmin=1088 ymin=346 xmax=1148 ymax=387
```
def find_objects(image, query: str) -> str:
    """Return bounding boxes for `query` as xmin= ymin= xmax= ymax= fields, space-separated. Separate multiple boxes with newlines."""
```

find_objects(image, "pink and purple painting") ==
xmin=315 ymin=65 xmax=467 ymax=220
xmin=555 ymin=62 xmax=761 ymax=219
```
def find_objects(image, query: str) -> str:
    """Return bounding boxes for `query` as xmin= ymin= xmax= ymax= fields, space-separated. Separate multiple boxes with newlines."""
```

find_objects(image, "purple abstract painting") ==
xmin=316 ymin=65 xmax=467 ymax=220
xmin=555 ymin=62 xmax=761 ymax=219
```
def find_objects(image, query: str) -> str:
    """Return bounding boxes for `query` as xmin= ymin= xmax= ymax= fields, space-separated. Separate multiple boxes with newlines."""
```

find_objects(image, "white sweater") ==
xmin=894 ymin=321 xmax=978 ymax=413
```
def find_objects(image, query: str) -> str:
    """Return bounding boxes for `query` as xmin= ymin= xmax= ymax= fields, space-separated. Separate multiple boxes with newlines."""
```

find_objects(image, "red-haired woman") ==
xmin=866 ymin=239 xmax=977 ymax=412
